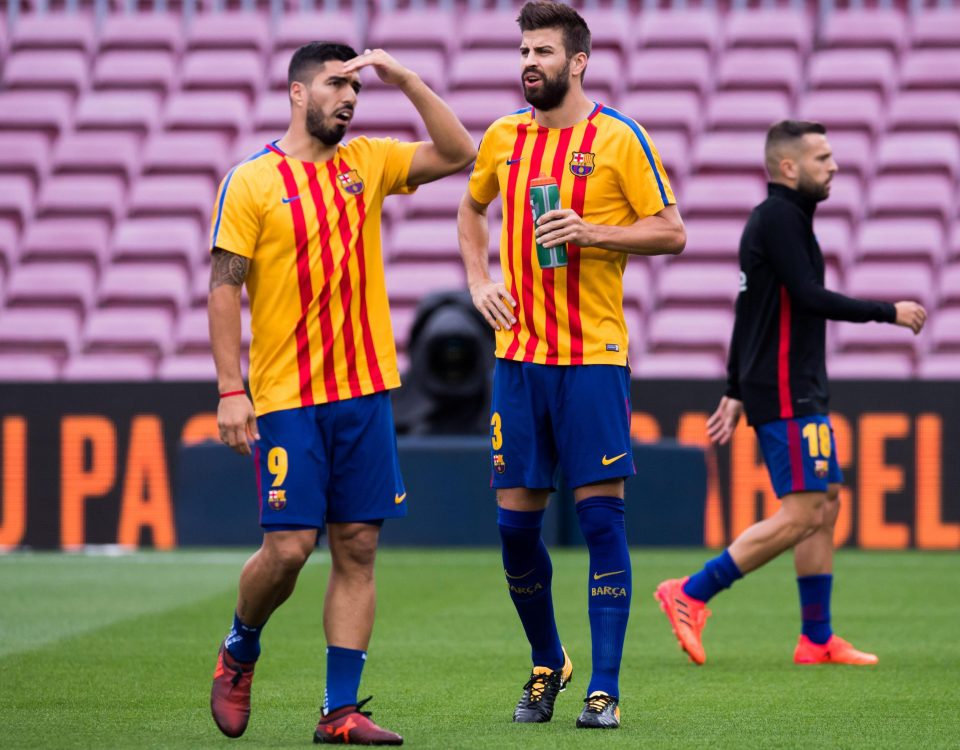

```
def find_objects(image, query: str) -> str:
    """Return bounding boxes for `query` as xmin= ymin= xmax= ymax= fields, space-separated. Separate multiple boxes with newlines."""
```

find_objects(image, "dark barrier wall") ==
xmin=1 ymin=381 xmax=957 ymax=549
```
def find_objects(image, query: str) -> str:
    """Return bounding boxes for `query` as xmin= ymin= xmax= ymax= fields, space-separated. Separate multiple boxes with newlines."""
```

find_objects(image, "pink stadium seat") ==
xmin=910 ymin=8 xmax=960 ymax=48
xmin=641 ymin=129 xmax=688 ymax=186
xmin=445 ymin=91 xmax=525 ymax=132
xmin=706 ymin=91 xmax=790 ymax=132
xmin=681 ymin=219 xmax=743 ymax=261
xmin=406 ymin=175 xmax=468 ymax=219
xmin=717 ymin=49 xmax=802 ymax=98
xmin=647 ymin=308 xmax=734 ymax=356
xmin=623 ymin=307 xmax=645 ymax=360
xmin=273 ymin=12 xmax=360 ymax=53
xmin=940 ymin=264 xmax=960 ymax=308
xmin=62 ymin=353 xmax=157 ymax=381
xmin=633 ymin=351 xmax=726 ymax=379
xmin=901 ymin=50 xmax=960 ymax=90
xmin=75 ymin=91 xmax=162 ymax=136
xmin=637 ymin=10 xmax=720 ymax=53
xmin=817 ymin=173 xmax=864 ymax=225
xmin=0 ymin=175 xmax=35 ymax=230
xmin=628 ymin=50 xmax=711 ymax=97
xmin=0 ymin=132 xmax=50 ymax=188
xmin=618 ymin=92 xmax=701 ymax=142
xmin=52 ymin=132 xmax=141 ymax=185
xmin=951 ymin=223 xmax=960 ymax=262
xmin=799 ymin=90 xmax=884 ymax=139
xmin=141 ymin=132 xmax=229 ymax=183
xmin=111 ymin=217 xmax=203 ymax=271
xmin=581 ymin=10 xmax=631 ymax=59
xmin=181 ymin=50 xmax=263 ymax=102
xmin=163 ymin=92 xmax=249 ymax=139
xmin=37 ymin=175 xmax=125 ymax=227
xmin=99 ymin=13 xmax=182 ymax=54
xmin=815 ymin=216 xmax=854 ymax=269
xmin=867 ymin=175 xmax=954 ymax=224
xmin=0 ymin=308 xmax=81 ymax=359
xmin=826 ymin=131 xmax=873 ymax=181
xmin=158 ymin=353 xmax=217 ymax=381
xmin=845 ymin=262 xmax=934 ymax=311
xmin=450 ymin=50 xmax=519 ymax=92
xmin=92 ymin=50 xmax=177 ymax=96
xmin=351 ymin=90 xmax=423 ymax=142
xmin=186 ymin=11 xmax=270 ymax=54
xmin=581 ymin=50 xmax=622 ymax=104
xmin=5 ymin=262 xmax=97 ymax=315
xmin=267 ymin=55 xmax=291 ymax=92
xmin=819 ymin=9 xmax=907 ymax=54
xmin=887 ymin=92 xmax=960 ymax=136
xmin=389 ymin=220 xmax=459 ymax=264
xmin=391 ymin=304 xmax=417 ymax=352
xmin=807 ymin=50 xmax=896 ymax=98
xmin=833 ymin=320 xmax=919 ymax=359
xmin=724 ymin=10 xmax=812 ymax=55
xmin=384 ymin=262 xmax=464 ymax=306
xmin=252 ymin=92 xmax=289 ymax=132
xmin=98 ymin=263 xmax=190 ymax=314
xmin=82 ymin=308 xmax=173 ymax=359
xmin=876 ymin=132 xmax=960 ymax=181
xmin=827 ymin=352 xmax=914 ymax=379
xmin=175 ymin=306 xmax=248 ymax=354
xmin=691 ymin=132 xmax=766 ymax=177
xmin=362 ymin=50 xmax=447 ymax=95
xmin=0 ymin=220 xmax=18 ymax=273
xmin=621 ymin=259 xmax=653 ymax=313
xmin=21 ymin=217 xmax=108 ymax=270
xmin=0 ymin=353 xmax=60 ymax=381
xmin=190 ymin=266 xmax=211 ymax=307
xmin=10 ymin=12 xmax=95 ymax=54
xmin=681 ymin=175 xmax=766 ymax=220
xmin=0 ymin=92 xmax=72 ymax=138
xmin=2 ymin=50 xmax=88 ymax=97
xmin=128 ymin=175 xmax=214 ymax=225
xmin=368 ymin=11 xmax=457 ymax=57
xmin=929 ymin=309 xmax=960 ymax=352
xmin=855 ymin=218 xmax=943 ymax=266
xmin=917 ymin=353 xmax=960 ymax=379
xmin=460 ymin=11 xmax=524 ymax=50
xmin=657 ymin=262 xmax=739 ymax=309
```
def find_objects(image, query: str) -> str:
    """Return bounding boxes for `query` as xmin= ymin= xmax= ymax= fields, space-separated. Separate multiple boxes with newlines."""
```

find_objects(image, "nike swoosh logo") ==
xmin=281 ymin=195 xmax=301 ymax=204
xmin=593 ymin=570 xmax=626 ymax=580
xmin=505 ymin=568 xmax=535 ymax=580
xmin=394 ymin=492 xmax=406 ymax=505
xmin=601 ymin=452 xmax=628 ymax=466
xmin=506 ymin=157 xmax=526 ymax=165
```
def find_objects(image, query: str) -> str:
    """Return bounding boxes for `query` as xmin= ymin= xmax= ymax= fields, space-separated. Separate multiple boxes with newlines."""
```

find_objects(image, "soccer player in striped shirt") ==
xmin=458 ymin=1 xmax=685 ymax=729
xmin=207 ymin=42 xmax=474 ymax=744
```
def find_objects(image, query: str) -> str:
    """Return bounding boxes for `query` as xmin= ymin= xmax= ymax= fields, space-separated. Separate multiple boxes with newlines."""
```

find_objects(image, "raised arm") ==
xmin=341 ymin=49 xmax=476 ymax=185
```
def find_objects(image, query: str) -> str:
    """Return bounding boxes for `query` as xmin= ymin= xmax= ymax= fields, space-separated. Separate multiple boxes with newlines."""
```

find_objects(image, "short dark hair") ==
xmin=288 ymin=41 xmax=358 ymax=88
xmin=765 ymin=119 xmax=827 ymax=152
xmin=517 ymin=1 xmax=591 ymax=58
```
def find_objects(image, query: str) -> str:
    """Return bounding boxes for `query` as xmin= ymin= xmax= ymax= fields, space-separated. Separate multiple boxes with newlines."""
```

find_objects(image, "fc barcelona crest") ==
xmin=569 ymin=151 xmax=595 ymax=177
xmin=337 ymin=169 xmax=364 ymax=195
xmin=268 ymin=489 xmax=287 ymax=511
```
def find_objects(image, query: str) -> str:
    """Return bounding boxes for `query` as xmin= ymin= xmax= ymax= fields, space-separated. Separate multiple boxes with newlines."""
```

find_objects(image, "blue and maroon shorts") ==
xmin=755 ymin=414 xmax=843 ymax=498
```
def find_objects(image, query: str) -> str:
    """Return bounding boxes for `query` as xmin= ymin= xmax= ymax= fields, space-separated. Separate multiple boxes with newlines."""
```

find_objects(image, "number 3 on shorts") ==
xmin=267 ymin=446 xmax=288 ymax=486
xmin=491 ymin=412 xmax=503 ymax=451
xmin=801 ymin=423 xmax=832 ymax=459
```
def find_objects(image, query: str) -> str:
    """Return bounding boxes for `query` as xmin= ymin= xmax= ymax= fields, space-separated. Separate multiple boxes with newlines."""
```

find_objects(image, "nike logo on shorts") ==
xmin=601 ymin=452 xmax=628 ymax=466
xmin=394 ymin=492 xmax=407 ymax=504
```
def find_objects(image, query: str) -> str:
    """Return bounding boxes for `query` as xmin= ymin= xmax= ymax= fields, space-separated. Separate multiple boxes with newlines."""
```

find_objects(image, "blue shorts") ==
xmin=755 ymin=415 xmax=843 ymax=499
xmin=490 ymin=360 xmax=635 ymax=490
xmin=254 ymin=392 xmax=406 ymax=530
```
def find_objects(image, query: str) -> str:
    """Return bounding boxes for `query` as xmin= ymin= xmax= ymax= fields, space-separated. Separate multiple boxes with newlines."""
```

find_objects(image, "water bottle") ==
xmin=529 ymin=175 xmax=568 ymax=269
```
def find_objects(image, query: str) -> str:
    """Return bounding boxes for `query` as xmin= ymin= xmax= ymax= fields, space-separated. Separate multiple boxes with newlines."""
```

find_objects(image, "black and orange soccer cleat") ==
xmin=210 ymin=642 xmax=256 ymax=738
xmin=513 ymin=646 xmax=574 ymax=723
xmin=576 ymin=691 xmax=621 ymax=729
xmin=314 ymin=696 xmax=403 ymax=745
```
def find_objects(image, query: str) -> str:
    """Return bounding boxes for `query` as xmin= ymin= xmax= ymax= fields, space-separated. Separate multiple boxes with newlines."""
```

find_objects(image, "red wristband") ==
xmin=219 ymin=390 xmax=246 ymax=399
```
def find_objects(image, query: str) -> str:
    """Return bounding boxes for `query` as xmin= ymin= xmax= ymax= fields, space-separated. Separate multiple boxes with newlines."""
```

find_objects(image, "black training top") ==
xmin=725 ymin=182 xmax=896 ymax=426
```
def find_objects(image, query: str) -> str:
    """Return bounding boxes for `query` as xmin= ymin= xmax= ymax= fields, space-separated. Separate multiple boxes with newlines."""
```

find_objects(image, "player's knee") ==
xmin=782 ymin=495 xmax=826 ymax=540
xmin=331 ymin=525 xmax=379 ymax=572
xmin=268 ymin=540 xmax=312 ymax=573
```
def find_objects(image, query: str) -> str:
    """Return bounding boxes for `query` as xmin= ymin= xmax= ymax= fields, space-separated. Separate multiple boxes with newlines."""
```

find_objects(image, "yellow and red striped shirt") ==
xmin=469 ymin=103 xmax=675 ymax=366
xmin=210 ymin=137 xmax=420 ymax=416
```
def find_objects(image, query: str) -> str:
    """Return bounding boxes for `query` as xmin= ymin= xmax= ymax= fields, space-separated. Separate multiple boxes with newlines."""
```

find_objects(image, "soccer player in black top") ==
xmin=655 ymin=120 xmax=926 ymax=666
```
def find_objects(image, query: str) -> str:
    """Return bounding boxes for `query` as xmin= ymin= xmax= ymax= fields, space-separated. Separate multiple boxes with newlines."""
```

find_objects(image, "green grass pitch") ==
xmin=1 ymin=548 xmax=958 ymax=749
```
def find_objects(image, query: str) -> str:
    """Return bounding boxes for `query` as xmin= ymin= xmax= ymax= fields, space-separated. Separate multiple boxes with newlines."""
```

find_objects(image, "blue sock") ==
xmin=682 ymin=549 xmax=743 ymax=603
xmin=324 ymin=646 xmax=367 ymax=713
xmin=577 ymin=496 xmax=631 ymax=698
xmin=498 ymin=507 xmax=564 ymax=670
xmin=798 ymin=574 xmax=833 ymax=645
xmin=224 ymin=611 xmax=265 ymax=663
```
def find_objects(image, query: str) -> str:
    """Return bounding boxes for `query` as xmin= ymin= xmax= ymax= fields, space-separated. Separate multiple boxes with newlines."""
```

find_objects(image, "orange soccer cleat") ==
xmin=794 ymin=634 xmax=879 ymax=665
xmin=314 ymin=697 xmax=403 ymax=745
xmin=654 ymin=577 xmax=711 ymax=665
xmin=210 ymin=642 xmax=256 ymax=738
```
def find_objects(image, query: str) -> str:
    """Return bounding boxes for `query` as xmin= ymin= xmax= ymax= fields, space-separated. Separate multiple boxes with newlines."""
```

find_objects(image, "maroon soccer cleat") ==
xmin=314 ymin=697 xmax=403 ymax=745
xmin=210 ymin=643 xmax=256 ymax=738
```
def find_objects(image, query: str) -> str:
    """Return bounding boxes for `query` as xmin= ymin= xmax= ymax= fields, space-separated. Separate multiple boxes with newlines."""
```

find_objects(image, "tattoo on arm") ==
xmin=209 ymin=249 xmax=250 ymax=291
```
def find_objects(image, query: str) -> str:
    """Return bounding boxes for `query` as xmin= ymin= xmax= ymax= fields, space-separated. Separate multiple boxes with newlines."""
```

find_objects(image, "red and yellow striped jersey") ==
xmin=210 ymin=137 xmax=421 ymax=416
xmin=469 ymin=103 xmax=675 ymax=366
